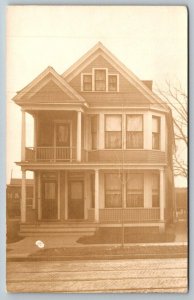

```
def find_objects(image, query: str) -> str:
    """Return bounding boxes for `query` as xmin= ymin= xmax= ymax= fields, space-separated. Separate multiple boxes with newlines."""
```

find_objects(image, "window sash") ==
xmin=95 ymin=70 xmax=106 ymax=91
xmin=126 ymin=194 xmax=144 ymax=207
xmin=152 ymin=132 xmax=160 ymax=149
xmin=108 ymin=75 xmax=117 ymax=91
xmin=126 ymin=132 xmax=143 ymax=149
xmin=105 ymin=174 xmax=122 ymax=208
xmin=83 ymin=75 xmax=92 ymax=91
xmin=105 ymin=131 xmax=122 ymax=149
xmin=127 ymin=115 xmax=143 ymax=131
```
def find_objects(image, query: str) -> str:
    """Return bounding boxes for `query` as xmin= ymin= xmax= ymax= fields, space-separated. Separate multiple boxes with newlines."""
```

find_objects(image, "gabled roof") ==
xmin=13 ymin=66 xmax=87 ymax=106
xmin=62 ymin=42 xmax=169 ymax=112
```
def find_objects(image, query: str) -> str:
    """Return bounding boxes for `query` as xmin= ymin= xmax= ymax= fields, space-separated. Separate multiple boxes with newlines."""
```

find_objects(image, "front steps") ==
xmin=20 ymin=222 xmax=98 ymax=236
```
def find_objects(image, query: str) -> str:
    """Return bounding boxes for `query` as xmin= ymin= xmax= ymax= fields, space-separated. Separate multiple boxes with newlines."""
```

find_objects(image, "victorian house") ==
xmin=13 ymin=42 xmax=175 ymax=235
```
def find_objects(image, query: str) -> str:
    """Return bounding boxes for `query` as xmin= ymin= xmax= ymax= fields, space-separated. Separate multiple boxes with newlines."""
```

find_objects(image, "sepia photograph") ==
xmin=6 ymin=5 xmax=188 ymax=293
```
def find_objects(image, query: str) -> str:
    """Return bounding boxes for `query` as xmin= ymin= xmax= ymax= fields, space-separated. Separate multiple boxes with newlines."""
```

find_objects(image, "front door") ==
xmin=68 ymin=181 xmax=84 ymax=220
xmin=42 ymin=180 xmax=58 ymax=220
xmin=55 ymin=123 xmax=71 ymax=160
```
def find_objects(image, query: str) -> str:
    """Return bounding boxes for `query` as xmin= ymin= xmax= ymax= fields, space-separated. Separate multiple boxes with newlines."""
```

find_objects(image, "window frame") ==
xmin=152 ymin=116 xmax=161 ymax=150
xmin=81 ymin=68 xmax=119 ymax=92
xmin=104 ymin=114 xmax=122 ymax=149
xmin=126 ymin=173 xmax=144 ymax=208
xmin=152 ymin=172 xmax=160 ymax=208
xmin=126 ymin=114 xmax=144 ymax=149
xmin=104 ymin=173 xmax=122 ymax=208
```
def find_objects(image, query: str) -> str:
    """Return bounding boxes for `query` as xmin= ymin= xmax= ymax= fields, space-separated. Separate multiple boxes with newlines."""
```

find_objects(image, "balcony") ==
xmin=25 ymin=147 xmax=77 ymax=162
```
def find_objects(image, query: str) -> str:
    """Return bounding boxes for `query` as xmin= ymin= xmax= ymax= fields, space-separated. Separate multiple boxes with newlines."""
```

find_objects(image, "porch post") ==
xmin=64 ymin=171 xmax=68 ymax=220
xmin=32 ymin=171 xmax=36 ymax=209
xmin=21 ymin=170 xmax=26 ymax=223
xmin=34 ymin=113 xmax=37 ymax=161
xmin=21 ymin=109 xmax=26 ymax=161
xmin=57 ymin=171 xmax=60 ymax=220
xmin=94 ymin=169 xmax=99 ymax=222
xmin=77 ymin=111 xmax=82 ymax=161
xmin=160 ymin=169 xmax=165 ymax=221
xmin=37 ymin=172 xmax=41 ymax=220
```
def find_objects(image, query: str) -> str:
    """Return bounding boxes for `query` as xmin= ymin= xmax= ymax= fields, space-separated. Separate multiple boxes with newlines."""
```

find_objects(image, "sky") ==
xmin=6 ymin=5 xmax=188 ymax=186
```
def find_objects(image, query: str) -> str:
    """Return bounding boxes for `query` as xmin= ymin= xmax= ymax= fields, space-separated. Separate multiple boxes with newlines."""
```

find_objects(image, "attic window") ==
xmin=83 ymin=75 xmax=92 ymax=91
xmin=82 ymin=69 xmax=119 ymax=92
xmin=108 ymin=75 xmax=117 ymax=91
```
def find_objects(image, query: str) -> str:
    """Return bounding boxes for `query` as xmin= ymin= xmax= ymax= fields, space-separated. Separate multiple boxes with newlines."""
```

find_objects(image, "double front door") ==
xmin=41 ymin=176 xmax=84 ymax=220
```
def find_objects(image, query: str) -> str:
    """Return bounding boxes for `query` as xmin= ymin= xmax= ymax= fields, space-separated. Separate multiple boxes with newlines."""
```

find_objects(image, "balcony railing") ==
xmin=25 ymin=147 xmax=76 ymax=162
xmin=88 ymin=208 xmax=161 ymax=223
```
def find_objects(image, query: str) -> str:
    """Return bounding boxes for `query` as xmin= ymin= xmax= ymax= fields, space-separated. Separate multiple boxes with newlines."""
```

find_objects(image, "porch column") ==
xmin=37 ymin=172 xmax=41 ymax=220
xmin=160 ymin=169 xmax=165 ymax=221
xmin=94 ymin=169 xmax=99 ymax=222
xmin=77 ymin=111 xmax=82 ymax=161
xmin=21 ymin=170 xmax=26 ymax=223
xmin=57 ymin=171 xmax=61 ymax=220
xmin=32 ymin=171 xmax=36 ymax=209
xmin=21 ymin=109 xmax=26 ymax=161
xmin=34 ymin=114 xmax=37 ymax=161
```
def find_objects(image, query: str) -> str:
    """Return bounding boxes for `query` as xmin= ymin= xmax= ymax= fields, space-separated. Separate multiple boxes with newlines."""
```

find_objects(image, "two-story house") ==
xmin=13 ymin=42 xmax=175 ymax=235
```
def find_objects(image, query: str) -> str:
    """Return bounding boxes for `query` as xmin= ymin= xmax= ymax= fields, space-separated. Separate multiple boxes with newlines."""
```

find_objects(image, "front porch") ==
xmin=20 ymin=169 xmax=168 ymax=233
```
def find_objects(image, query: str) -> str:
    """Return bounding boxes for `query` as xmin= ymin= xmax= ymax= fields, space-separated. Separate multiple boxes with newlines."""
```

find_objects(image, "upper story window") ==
xmin=81 ymin=68 xmax=119 ymax=92
xmin=152 ymin=116 xmax=160 ymax=150
xmin=108 ymin=75 xmax=117 ymax=91
xmin=95 ymin=69 xmax=106 ymax=91
xmin=91 ymin=115 xmax=98 ymax=150
xmin=105 ymin=115 xmax=122 ymax=149
xmin=83 ymin=74 xmax=92 ymax=91
xmin=126 ymin=115 xmax=143 ymax=149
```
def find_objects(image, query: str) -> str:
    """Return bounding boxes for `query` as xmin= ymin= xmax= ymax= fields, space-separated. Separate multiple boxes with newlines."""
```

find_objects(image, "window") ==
xmin=126 ymin=174 xmax=144 ymax=207
xmin=95 ymin=69 xmax=106 ymax=91
xmin=108 ymin=75 xmax=117 ymax=91
xmin=82 ymin=69 xmax=118 ymax=92
xmin=152 ymin=173 xmax=160 ymax=207
xmin=105 ymin=115 xmax=122 ymax=149
xmin=105 ymin=174 xmax=122 ymax=208
xmin=91 ymin=115 xmax=98 ymax=150
xmin=126 ymin=115 xmax=143 ymax=149
xmin=83 ymin=75 xmax=92 ymax=91
xmin=152 ymin=116 xmax=160 ymax=150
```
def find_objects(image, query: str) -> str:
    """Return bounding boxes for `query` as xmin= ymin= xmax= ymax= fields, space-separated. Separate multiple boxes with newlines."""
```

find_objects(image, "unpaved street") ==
xmin=7 ymin=258 xmax=187 ymax=293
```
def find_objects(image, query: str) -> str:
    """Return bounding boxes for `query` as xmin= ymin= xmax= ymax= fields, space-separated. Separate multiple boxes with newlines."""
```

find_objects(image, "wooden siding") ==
xmin=69 ymin=55 xmax=151 ymax=106
xmin=87 ymin=150 xmax=167 ymax=163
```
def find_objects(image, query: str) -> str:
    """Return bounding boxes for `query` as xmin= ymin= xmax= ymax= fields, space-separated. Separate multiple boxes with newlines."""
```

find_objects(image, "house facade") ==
xmin=13 ymin=42 xmax=175 ymax=235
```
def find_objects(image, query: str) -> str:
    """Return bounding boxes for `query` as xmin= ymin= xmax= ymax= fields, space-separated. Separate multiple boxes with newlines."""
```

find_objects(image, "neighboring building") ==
xmin=6 ymin=178 xmax=34 ymax=220
xmin=13 ymin=42 xmax=175 ymax=235
xmin=175 ymin=188 xmax=187 ymax=221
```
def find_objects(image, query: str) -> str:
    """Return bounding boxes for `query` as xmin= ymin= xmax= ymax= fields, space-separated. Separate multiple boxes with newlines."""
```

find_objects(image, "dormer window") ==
xmin=81 ymin=68 xmax=119 ymax=92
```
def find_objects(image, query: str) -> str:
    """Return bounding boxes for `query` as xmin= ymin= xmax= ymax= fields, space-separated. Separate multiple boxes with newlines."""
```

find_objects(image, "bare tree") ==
xmin=155 ymin=80 xmax=187 ymax=178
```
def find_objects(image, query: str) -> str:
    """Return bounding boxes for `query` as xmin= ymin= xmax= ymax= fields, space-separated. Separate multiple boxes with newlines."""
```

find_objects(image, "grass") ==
xmin=77 ymin=226 xmax=175 ymax=244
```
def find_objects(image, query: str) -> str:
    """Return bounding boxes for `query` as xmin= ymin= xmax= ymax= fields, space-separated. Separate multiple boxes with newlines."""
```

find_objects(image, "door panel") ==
xmin=42 ymin=181 xmax=58 ymax=220
xmin=68 ymin=181 xmax=84 ymax=219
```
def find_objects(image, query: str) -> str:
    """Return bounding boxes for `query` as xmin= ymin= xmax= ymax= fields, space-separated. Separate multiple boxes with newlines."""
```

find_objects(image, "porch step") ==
xmin=20 ymin=223 xmax=98 ymax=236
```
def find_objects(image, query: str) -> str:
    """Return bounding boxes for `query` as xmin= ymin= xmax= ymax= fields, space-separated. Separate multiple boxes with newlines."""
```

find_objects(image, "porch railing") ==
xmin=88 ymin=208 xmax=161 ymax=223
xmin=25 ymin=147 xmax=76 ymax=162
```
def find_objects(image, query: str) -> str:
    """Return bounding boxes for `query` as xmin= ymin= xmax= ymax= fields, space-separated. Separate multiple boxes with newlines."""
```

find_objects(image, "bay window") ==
xmin=126 ymin=115 xmax=143 ymax=148
xmin=105 ymin=115 xmax=122 ymax=149
xmin=105 ymin=173 xmax=122 ymax=208
xmin=126 ymin=174 xmax=144 ymax=207
xmin=152 ymin=116 xmax=160 ymax=150
xmin=152 ymin=173 xmax=160 ymax=207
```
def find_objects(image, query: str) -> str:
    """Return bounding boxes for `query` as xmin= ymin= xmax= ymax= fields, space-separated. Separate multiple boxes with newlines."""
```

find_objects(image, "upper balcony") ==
xmin=21 ymin=110 xmax=168 ymax=165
